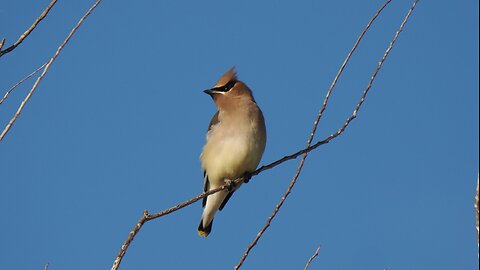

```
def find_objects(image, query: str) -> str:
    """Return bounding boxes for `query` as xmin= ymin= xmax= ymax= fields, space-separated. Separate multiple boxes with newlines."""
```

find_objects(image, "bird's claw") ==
xmin=243 ymin=172 xmax=252 ymax=184
xmin=225 ymin=179 xmax=235 ymax=191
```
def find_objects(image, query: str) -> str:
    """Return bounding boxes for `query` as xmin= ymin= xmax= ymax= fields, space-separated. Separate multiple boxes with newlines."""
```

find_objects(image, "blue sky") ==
xmin=0 ymin=1 xmax=478 ymax=269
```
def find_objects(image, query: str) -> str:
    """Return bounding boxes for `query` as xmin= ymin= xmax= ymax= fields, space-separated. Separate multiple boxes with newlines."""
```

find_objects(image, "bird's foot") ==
xmin=225 ymin=179 xmax=236 ymax=191
xmin=243 ymin=172 xmax=252 ymax=184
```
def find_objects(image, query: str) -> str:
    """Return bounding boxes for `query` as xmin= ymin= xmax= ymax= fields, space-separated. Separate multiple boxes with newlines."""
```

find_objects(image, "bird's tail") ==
xmin=198 ymin=218 xmax=213 ymax=237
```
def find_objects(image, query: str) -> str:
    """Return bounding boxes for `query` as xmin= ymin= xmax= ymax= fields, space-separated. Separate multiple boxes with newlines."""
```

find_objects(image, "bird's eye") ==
xmin=219 ymin=80 xmax=237 ymax=92
xmin=214 ymin=80 xmax=237 ymax=92
xmin=208 ymin=79 xmax=237 ymax=93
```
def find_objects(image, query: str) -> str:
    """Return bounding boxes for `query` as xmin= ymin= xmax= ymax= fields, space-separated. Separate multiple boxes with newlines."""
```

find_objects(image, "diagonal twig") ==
xmin=309 ymin=0 xmax=393 ymax=144
xmin=304 ymin=245 xmax=321 ymax=270
xmin=234 ymin=0 xmax=409 ymax=268
xmin=0 ymin=0 xmax=58 ymax=58
xmin=0 ymin=0 xmax=103 ymax=142
xmin=0 ymin=63 xmax=47 ymax=105
xmin=110 ymin=187 xmax=229 ymax=270
xmin=235 ymin=1 xmax=420 ymax=268
xmin=236 ymin=1 xmax=420 ymax=268
xmin=475 ymin=173 xmax=479 ymax=255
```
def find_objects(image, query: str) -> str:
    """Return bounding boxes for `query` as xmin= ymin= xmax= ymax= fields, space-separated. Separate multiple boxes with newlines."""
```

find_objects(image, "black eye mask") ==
xmin=210 ymin=79 xmax=237 ymax=92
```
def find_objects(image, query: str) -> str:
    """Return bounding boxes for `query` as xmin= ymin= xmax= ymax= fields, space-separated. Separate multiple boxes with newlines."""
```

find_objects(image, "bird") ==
xmin=198 ymin=67 xmax=267 ymax=237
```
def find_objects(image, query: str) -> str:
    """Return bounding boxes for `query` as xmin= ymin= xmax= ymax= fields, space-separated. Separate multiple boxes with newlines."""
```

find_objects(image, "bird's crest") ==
xmin=215 ymin=66 xmax=237 ymax=87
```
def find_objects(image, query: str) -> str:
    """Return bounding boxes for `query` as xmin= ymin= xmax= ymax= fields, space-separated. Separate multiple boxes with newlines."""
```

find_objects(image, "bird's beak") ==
xmin=203 ymin=89 xmax=214 ymax=95
xmin=204 ymin=88 xmax=224 ymax=96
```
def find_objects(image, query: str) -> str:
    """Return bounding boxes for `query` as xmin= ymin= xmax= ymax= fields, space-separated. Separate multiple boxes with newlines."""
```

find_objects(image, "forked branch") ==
xmin=0 ymin=0 xmax=58 ymax=58
xmin=234 ymin=1 xmax=419 ymax=268
xmin=0 ymin=63 xmax=47 ymax=105
xmin=0 ymin=0 xmax=103 ymax=142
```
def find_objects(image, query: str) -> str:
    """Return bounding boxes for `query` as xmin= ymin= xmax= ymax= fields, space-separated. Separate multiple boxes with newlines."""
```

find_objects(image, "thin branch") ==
xmin=237 ymin=0 xmax=420 ymax=267
xmin=0 ymin=38 xmax=5 ymax=51
xmin=304 ymin=246 xmax=321 ymax=270
xmin=0 ymin=0 xmax=58 ymax=58
xmin=0 ymin=63 xmax=47 ymax=105
xmin=308 ymin=0 xmax=393 ymax=144
xmin=475 ymin=173 xmax=479 ymax=254
xmin=0 ymin=0 xmax=103 ymax=142
xmin=235 ymin=0 xmax=406 ymax=267
xmin=111 ymin=211 xmax=149 ymax=270
xmin=111 ymin=186 xmax=228 ymax=270
xmin=111 ymin=1 xmax=420 ymax=269
xmin=237 ymin=1 xmax=419 ymax=268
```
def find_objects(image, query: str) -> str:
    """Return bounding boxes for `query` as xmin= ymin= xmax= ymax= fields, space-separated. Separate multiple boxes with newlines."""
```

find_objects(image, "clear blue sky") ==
xmin=0 ymin=1 xmax=478 ymax=269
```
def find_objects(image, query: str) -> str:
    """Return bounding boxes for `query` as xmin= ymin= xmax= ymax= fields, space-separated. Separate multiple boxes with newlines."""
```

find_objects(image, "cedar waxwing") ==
xmin=198 ymin=67 xmax=267 ymax=237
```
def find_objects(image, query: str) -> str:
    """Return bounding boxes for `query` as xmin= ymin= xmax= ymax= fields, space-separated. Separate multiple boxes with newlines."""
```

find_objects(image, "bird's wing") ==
xmin=202 ymin=111 xmax=219 ymax=208
xmin=207 ymin=111 xmax=220 ymax=132
xmin=203 ymin=110 xmax=238 ymax=211
xmin=219 ymin=190 xmax=235 ymax=211
xmin=202 ymin=171 xmax=209 ymax=207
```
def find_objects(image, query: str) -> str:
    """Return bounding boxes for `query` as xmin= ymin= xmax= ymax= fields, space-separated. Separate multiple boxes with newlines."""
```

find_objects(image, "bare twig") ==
xmin=0 ymin=0 xmax=58 ymax=58
xmin=0 ymin=63 xmax=47 ymax=105
xmin=111 ymin=187 xmax=228 ymax=270
xmin=309 ymin=0 xmax=393 ymax=144
xmin=475 ymin=173 xmax=479 ymax=254
xmin=304 ymin=246 xmax=321 ymax=270
xmin=111 ymin=211 xmax=149 ymax=270
xmin=235 ymin=0 xmax=420 ymax=268
xmin=235 ymin=0 xmax=410 ymax=267
xmin=111 ymin=1 xmax=420 ymax=269
xmin=0 ymin=0 xmax=103 ymax=142
xmin=0 ymin=38 xmax=5 ymax=51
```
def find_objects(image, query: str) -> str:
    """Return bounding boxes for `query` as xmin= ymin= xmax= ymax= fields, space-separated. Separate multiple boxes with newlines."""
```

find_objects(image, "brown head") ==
xmin=203 ymin=67 xmax=256 ymax=111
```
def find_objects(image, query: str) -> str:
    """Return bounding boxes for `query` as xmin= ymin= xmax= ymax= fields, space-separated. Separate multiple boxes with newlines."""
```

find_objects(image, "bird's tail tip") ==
xmin=198 ymin=218 xmax=213 ymax=237
xmin=198 ymin=230 xmax=209 ymax=237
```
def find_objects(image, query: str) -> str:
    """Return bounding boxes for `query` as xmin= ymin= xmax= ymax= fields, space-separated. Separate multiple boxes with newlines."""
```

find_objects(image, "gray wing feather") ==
xmin=207 ymin=111 xmax=220 ymax=132
xmin=202 ymin=111 xmax=220 ymax=208
xmin=202 ymin=171 xmax=209 ymax=207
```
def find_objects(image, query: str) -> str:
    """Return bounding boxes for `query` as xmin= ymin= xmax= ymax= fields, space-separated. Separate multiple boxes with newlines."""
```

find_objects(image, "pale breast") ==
xmin=201 ymin=118 xmax=265 ymax=186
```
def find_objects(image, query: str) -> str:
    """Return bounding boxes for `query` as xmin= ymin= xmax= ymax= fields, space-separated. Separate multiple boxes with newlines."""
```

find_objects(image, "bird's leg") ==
xmin=243 ymin=172 xmax=252 ymax=184
xmin=225 ymin=172 xmax=252 ymax=191
xmin=225 ymin=179 xmax=236 ymax=191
